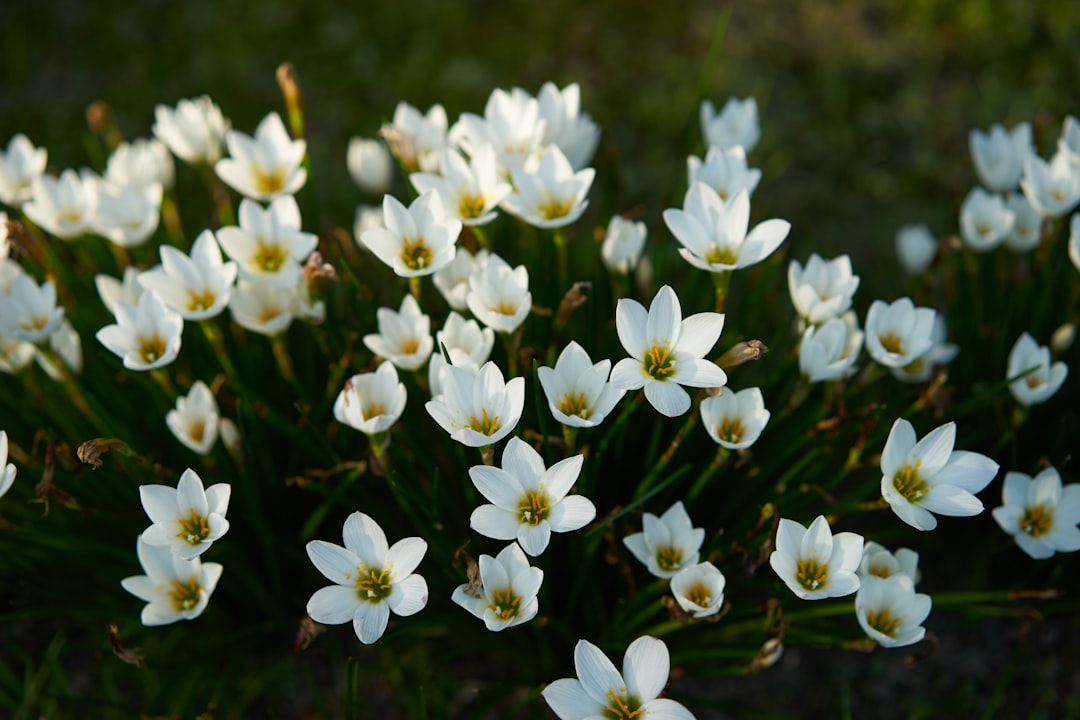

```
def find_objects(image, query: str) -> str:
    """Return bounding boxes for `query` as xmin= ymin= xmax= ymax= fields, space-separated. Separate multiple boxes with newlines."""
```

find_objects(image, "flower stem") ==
xmin=712 ymin=270 xmax=732 ymax=313
xmin=409 ymin=276 xmax=423 ymax=302
xmin=272 ymin=336 xmax=297 ymax=384
xmin=471 ymin=224 xmax=492 ymax=252
xmin=634 ymin=406 xmax=700 ymax=500
xmin=479 ymin=444 xmax=495 ymax=466
xmin=686 ymin=445 xmax=729 ymax=505
xmin=553 ymin=228 xmax=569 ymax=291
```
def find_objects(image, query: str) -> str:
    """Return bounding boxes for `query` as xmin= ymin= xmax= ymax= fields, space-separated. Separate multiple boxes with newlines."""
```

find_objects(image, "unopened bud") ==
xmin=276 ymin=62 xmax=304 ymax=138
xmin=304 ymin=251 xmax=337 ymax=283
xmin=77 ymin=437 xmax=130 ymax=469
xmin=717 ymin=340 xmax=768 ymax=369
xmin=748 ymin=638 xmax=784 ymax=672
xmin=1051 ymin=323 xmax=1075 ymax=353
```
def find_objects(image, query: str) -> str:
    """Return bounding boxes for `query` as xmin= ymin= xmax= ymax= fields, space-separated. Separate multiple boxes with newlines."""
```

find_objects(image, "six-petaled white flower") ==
xmin=991 ymin=467 xmax=1080 ymax=559
xmin=153 ymin=95 xmax=229 ymax=166
xmin=863 ymin=297 xmax=936 ymax=369
xmin=670 ymin=561 xmax=726 ymax=619
xmin=502 ymin=145 xmax=594 ymax=229
xmin=166 ymin=381 xmax=220 ymax=455
xmin=855 ymin=574 xmax=932 ymax=648
xmin=600 ymin=215 xmax=647 ymax=276
xmin=788 ymin=253 xmax=860 ymax=326
xmin=363 ymin=294 xmax=434 ymax=372
xmin=0 ymin=133 xmax=47 ymax=206
xmin=91 ymin=179 xmax=163 ymax=248
xmin=452 ymin=87 xmax=547 ymax=176
xmin=700 ymin=96 xmax=759 ymax=153
xmin=537 ymin=81 xmax=600 ymax=170
xmin=466 ymin=252 xmax=531 ymax=334
xmin=121 ymin=535 xmax=223 ymax=626
xmin=23 ymin=170 xmax=96 ymax=240
xmin=410 ymin=145 xmax=512 ymax=226
xmin=361 ymin=191 xmax=462 ymax=278
xmin=139 ymin=468 xmax=230 ymax=560
xmin=969 ymin=122 xmax=1033 ymax=192
xmin=1021 ymin=151 xmax=1080 ymax=218
xmin=1007 ymin=332 xmax=1068 ymax=407
xmin=623 ymin=500 xmax=705 ymax=579
xmin=96 ymin=291 xmax=183 ymax=371
xmin=0 ymin=274 xmax=65 ymax=344
xmin=770 ymin=515 xmax=863 ymax=600
xmin=451 ymin=542 xmax=544 ymax=631
xmin=700 ymin=386 xmax=770 ymax=450
xmin=798 ymin=312 xmax=863 ymax=383
xmin=382 ymin=101 xmax=449 ymax=173
xmin=334 ymin=362 xmax=408 ymax=436
xmin=538 ymin=341 xmax=625 ymax=428
xmin=425 ymin=361 xmax=524 ymax=447
xmin=139 ymin=229 xmax=237 ymax=320
xmin=217 ymin=196 xmax=318 ymax=289
xmin=215 ymin=112 xmax=307 ymax=201
xmin=959 ymin=187 xmax=1014 ymax=252
xmin=888 ymin=314 xmax=958 ymax=384
xmin=687 ymin=145 xmax=761 ymax=202
xmin=433 ymin=247 xmax=489 ymax=312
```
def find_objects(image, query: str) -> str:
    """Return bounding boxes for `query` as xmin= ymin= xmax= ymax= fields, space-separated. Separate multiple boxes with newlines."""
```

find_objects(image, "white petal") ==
xmin=542 ymin=679 xmax=604 ymax=720
xmin=352 ymin=599 xmax=391 ymax=644
xmin=622 ymin=635 xmax=669 ymax=703
xmin=644 ymin=381 xmax=690 ymax=417
xmin=387 ymin=574 xmax=428 ymax=616
xmin=307 ymin=585 xmax=360 ymax=625
xmin=306 ymin=540 xmax=357 ymax=585
xmin=574 ymin=640 xmax=625 ymax=706
xmin=386 ymin=537 xmax=427 ymax=578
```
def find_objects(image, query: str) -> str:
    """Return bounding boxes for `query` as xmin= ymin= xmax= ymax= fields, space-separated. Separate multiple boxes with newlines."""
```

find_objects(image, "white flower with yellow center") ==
xmin=0 ymin=133 xmax=47 ymax=206
xmin=451 ymin=542 xmax=543 ymax=631
xmin=788 ymin=253 xmax=860 ymax=326
xmin=466 ymin=252 xmax=531 ymax=334
xmin=858 ymin=541 xmax=919 ymax=584
xmin=469 ymin=437 xmax=595 ymax=556
xmin=90 ymin=179 xmax=163 ymax=248
xmin=217 ymin=196 xmax=318 ymax=289
xmin=1007 ymin=332 xmax=1068 ymax=407
xmin=687 ymin=144 xmax=761 ymax=202
xmin=798 ymin=312 xmax=863 ymax=383
xmin=700 ymin=386 xmax=770 ymax=450
xmin=427 ymin=312 xmax=494 ymax=396
xmin=991 ymin=467 xmax=1080 ymax=559
xmin=363 ymin=294 xmax=434 ymax=372
xmin=139 ymin=229 xmax=237 ymax=320
xmin=623 ymin=501 xmax=704 ymax=579
xmin=227 ymin=279 xmax=295 ymax=337
xmin=502 ymin=145 xmax=594 ymax=229
xmin=305 ymin=511 xmax=428 ymax=644
xmin=153 ymin=95 xmax=229 ymax=166
xmin=855 ymin=575 xmax=932 ymax=648
xmin=671 ymin=561 xmax=726 ymax=619
xmin=888 ymin=315 xmax=958 ymax=384
xmin=452 ymin=86 xmax=547 ymax=177
xmin=139 ymin=468 xmax=230 ymax=560
xmin=166 ymin=381 xmax=220 ymax=455
xmin=105 ymin=138 xmax=175 ymax=191
xmin=700 ymin=96 xmax=759 ymax=153
xmin=600 ymin=215 xmax=647 ymax=276
xmin=1021 ymin=150 xmax=1080 ymax=218
xmin=0 ymin=274 xmax=65 ymax=345
xmin=410 ymin=145 xmax=511 ymax=226
xmin=214 ymin=112 xmax=306 ymax=201
xmin=770 ymin=515 xmax=863 ymax=600
xmin=424 ymin=361 xmax=524 ymax=448
xmin=864 ymin=297 xmax=936 ymax=369
xmin=23 ymin=169 xmax=95 ymax=239
xmin=121 ymin=536 xmax=223 ymax=626
xmin=880 ymin=419 xmax=999 ymax=531
xmin=96 ymin=291 xmax=182 ymax=371
xmin=959 ymin=187 xmax=1014 ymax=252
xmin=382 ymin=101 xmax=448 ymax=173
xmin=0 ymin=430 xmax=17 ymax=499
xmin=538 ymin=341 xmax=625 ymax=428
xmin=361 ymin=191 xmax=462 ymax=278
xmin=334 ymin=362 xmax=408 ymax=436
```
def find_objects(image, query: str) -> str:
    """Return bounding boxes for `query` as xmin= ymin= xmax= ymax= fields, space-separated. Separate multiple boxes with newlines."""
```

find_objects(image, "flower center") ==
xmin=467 ymin=408 xmax=501 ymax=436
xmin=493 ymin=301 xmax=518 ymax=316
xmin=176 ymin=507 xmax=211 ymax=545
xmin=458 ymin=194 xmax=487 ymax=219
xmin=254 ymin=167 xmax=286 ymax=195
xmin=537 ymin=194 xmax=573 ymax=220
xmin=892 ymin=462 xmax=928 ymax=503
xmin=254 ymin=242 xmax=288 ymax=274
xmin=795 ymin=557 xmax=828 ymax=591
xmin=705 ymin=244 xmax=737 ymax=266
xmin=865 ymin=608 xmax=902 ymax=638
xmin=643 ymin=344 xmax=676 ymax=381
xmin=558 ymin=391 xmax=592 ymax=419
xmin=488 ymin=587 xmax=522 ymax=621
xmin=400 ymin=237 xmax=432 ymax=271
xmin=868 ymin=564 xmax=891 ymax=579
xmin=715 ymin=416 xmax=745 ymax=444
xmin=19 ymin=315 xmax=49 ymax=332
xmin=878 ymin=331 xmax=904 ymax=355
xmin=603 ymin=690 xmax=643 ymax=719
xmin=60 ymin=209 xmax=83 ymax=225
xmin=188 ymin=420 xmax=206 ymax=444
xmin=655 ymin=544 xmax=683 ymax=573
xmin=168 ymin=576 xmax=202 ymax=612
xmin=1019 ymin=504 xmax=1053 ymax=538
xmin=399 ymin=337 xmax=420 ymax=355
xmin=363 ymin=402 xmax=387 ymax=421
xmin=138 ymin=333 xmax=168 ymax=363
xmin=517 ymin=489 xmax=552 ymax=526
xmin=187 ymin=288 xmax=218 ymax=312
xmin=258 ymin=305 xmax=282 ymax=324
xmin=1025 ymin=373 xmax=1043 ymax=390
xmin=356 ymin=566 xmax=393 ymax=603
xmin=685 ymin=580 xmax=712 ymax=608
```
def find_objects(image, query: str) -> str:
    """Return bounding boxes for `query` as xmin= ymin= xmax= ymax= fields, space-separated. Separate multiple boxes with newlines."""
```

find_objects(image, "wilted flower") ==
xmin=537 ymin=81 xmax=600 ymax=170
xmin=788 ymin=253 xmax=860 ymax=326
xmin=700 ymin=387 xmax=770 ymax=450
xmin=858 ymin=541 xmax=919 ymax=584
xmin=139 ymin=468 xmax=230 ymax=560
xmin=600 ymin=215 xmax=647 ymax=275
xmin=895 ymin=224 xmax=938 ymax=275
xmin=433 ymin=247 xmax=488 ymax=312
xmin=346 ymin=137 xmax=393 ymax=195
xmin=96 ymin=291 xmax=183 ymax=371
xmin=700 ymin=96 xmax=759 ymax=153
xmin=334 ymin=362 xmax=408 ymax=435
xmin=1007 ymin=332 xmax=1068 ymax=406
xmin=363 ymin=294 xmax=433 ymax=372
xmin=360 ymin=191 xmax=462 ymax=278
xmin=0 ymin=274 xmax=65 ymax=344
xmin=798 ymin=312 xmax=862 ymax=383
xmin=0 ymin=133 xmax=47 ymax=206
xmin=855 ymin=575 xmax=932 ymax=648
xmin=0 ymin=430 xmax=16 ymax=498
xmin=864 ymin=297 xmax=936 ymax=369
xmin=770 ymin=515 xmax=863 ymax=600
xmin=23 ymin=170 xmax=96 ymax=239
xmin=991 ymin=467 xmax=1080 ymax=559
xmin=671 ymin=561 xmax=726 ymax=619
xmin=466 ymin=253 xmax=531 ymax=333
xmin=502 ymin=145 xmax=594 ymax=229
xmin=623 ymin=500 xmax=705 ymax=579
xmin=121 ymin=536 xmax=223 ymax=626
xmin=217 ymin=196 xmax=318 ymax=289
xmin=153 ymin=95 xmax=229 ymax=166
xmin=1021 ymin=151 xmax=1080 ymax=218
xmin=687 ymin=145 xmax=761 ymax=202
xmin=382 ymin=101 xmax=448 ymax=173
xmin=425 ymin=361 xmax=524 ymax=447
xmin=538 ymin=341 xmax=625 ymax=428
xmin=139 ymin=230 xmax=237 ymax=320
xmin=451 ymin=543 xmax=544 ymax=631
xmin=969 ymin=122 xmax=1033 ymax=192
xmin=215 ymin=112 xmax=306 ymax=201
xmin=166 ymin=381 xmax=220 ymax=455
xmin=410 ymin=145 xmax=512 ymax=226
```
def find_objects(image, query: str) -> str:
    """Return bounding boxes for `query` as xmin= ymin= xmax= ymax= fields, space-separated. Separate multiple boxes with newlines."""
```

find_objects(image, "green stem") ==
xmin=686 ymin=445 xmax=729 ymax=505
xmin=634 ymin=406 xmax=700 ymax=500
xmin=553 ymin=228 xmax=569 ymax=291
xmin=711 ymin=270 xmax=732 ymax=313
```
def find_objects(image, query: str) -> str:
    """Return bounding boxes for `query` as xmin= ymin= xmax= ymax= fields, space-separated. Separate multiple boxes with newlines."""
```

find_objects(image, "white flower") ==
xmin=623 ymin=501 xmax=705 ymax=579
xmin=23 ymin=170 xmax=96 ymax=239
xmin=959 ymin=187 xmax=1014 ymax=252
xmin=346 ymin=137 xmax=393 ymax=195
xmin=305 ymin=511 xmax=428 ymax=644
xmin=895 ymin=224 xmax=937 ymax=275
xmin=700 ymin=387 xmax=770 ymax=450
xmin=452 ymin=87 xmax=547 ymax=176
xmin=91 ymin=179 xmax=163 ymax=248
xmin=153 ymin=95 xmax=229 ymax=166
xmin=96 ymin=266 xmax=146 ymax=316
xmin=1059 ymin=115 xmax=1080 ymax=161
xmin=798 ymin=312 xmax=863 ymax=383
xmin=217 ymin=196 xmax=318 ymax=289
xmin=687 ymin=145 xmax=761 ymax=202
xmin=360 ymin=191 xmax=462 ymax=278
xmin=788 ymin=253 xmax=860 ymax=326
xmin=700 ymin=96 xmax=759 ymax=153
xmin=382 ymin=102 xmax=449 ymax=173
xmin=769 ymin=515 xmax=863 ymax=600
xmin=451 ymin=543 xmax=544 ymax=631
xmin=855 ymin=575 xmax=932 ymax=648
xmin=880 ymin=419 xmax=999 ymax=531
xmin=0 ymin=274 xmax=65 ymax=344
xmin=670 ymin=562 xmax=726 ymax=619
xmin=1007 ymin=332 xmax=1068 ymax=406
xmin=0 ymin=430 xmax=16 ymax=499
xmin=469 ymin=437 xmax=595 ymax=556
xmin=538 ymin=81 xmax=601 ymax=170
xmin=663 ymin=183 xmax=790 ymax=273
xmin=1071 ymin=213 xmax=1080 ymax=273
xmin=0 ymin=335 xmax=35 ymax=375
xmin=538 ymin=341 xmax=625 ymax=428
xmin=363 ymin=294 xmax=433 ymax=372
xmin=502 ymin=145 xmax=594 ymax=229
xmin=334 ymin=362 xmax=408 ymax=435
xmin=410 ymin=145 xmax=512 ymax=226
xmin=600 ymin=215 xmax=647 ymax=275
xmin=1003 ymin=192 xmax=1044 ymax=252
xmin=542 ymin=635 xmax=694 ymax=720
xmin=139 ymin=230 xmax=237 ymax=320
xmin=214 ymin=112 xmax=306 ymax=201
xmin=120 ymin=536 xmax=223 ymax=626
xmin=139 ymin=468 xmax=230 ymax=560
xmin=858 ymin=541 xmax=919 ymax=583
xmin=466 ymin=252 xmax=531 ymax=333
xmin=433 ymin=247 xmax=488 ymax=312
xmin=35 ymin=318 xmax=82 ymax=378
xmin=436 ymin=311 xmax=495 ymax=367
xmin=888 ymin=315 xmax=958 ymax=384
xmin=969 ymin=122 xmax=1033 ymax=192
xmin=1021 ymin=151 xmax=1080 ymax=218
xmin=96 ymin=291 xmax=183 ymax=371
xmin=991 ymin=467 xmax=1080 ymax=559
xmin=863 ymin=297 xmax=936 ymax=369
xmin=228 ymin=280 xmax=296 ymax=336
xmin=0 ymin=133 xmax=47 ymax=206
xmin=166 ymin=381 xmax=220 ymax=455
xmin=610 ymin=284 xmax=727 ymax=417
xmin=106 ymin=138 xmax=175 ymax=191
xmin=425 ymin=361 xmax=525 ymax=447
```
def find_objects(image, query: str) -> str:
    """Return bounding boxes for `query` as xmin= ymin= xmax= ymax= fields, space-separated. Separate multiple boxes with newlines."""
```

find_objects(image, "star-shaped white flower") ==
xmin=538 ymin=341 xmax=625 ymax=428
xmin=0 ymin=274 xmax=65 ymax=344
xmin=363 ymin=294 xmax=434 ymax=372
xmin=466 ymin=252 xmax=531 ymax=334
xmin=96 ymin=291 xmax=183 ymax=371
xmin=382 ymin=101 xmax=449 ymax=173
xmin=863 ymin=297 xmax=936 ymax=369
xmin=361 ymin=191 xmax=462 ymax=278
xmin=214 ymin=112 xmax=306 ymax=201
xmin=623 ymin=501 xmax=705 ymax=579
xmin=424 ymin=361 xmax=525 ymax=447
xmin=121 ymin=536 xmax=223 ymax=626
xmin=139 ymin=468 xmax=230 ymax=560
xmin=700 ymin=96 xmax=759 ymax=152
xmin=1007 ymin=332 xmax=1068 ymax=407
xmin=798 ymin=312 xmax=863 ymax=383
xmin=333 ymin=362 xmax=408 ymax=435
xmin=700 ymin=386 xmax=770 ymax=450
xmin=153 ymin=95 xmax=229 ymax=166
xmin=450 ymin=543 xmax=543 ymax=631
xmin=687 ymin=145 xmax=761 ymax=202
xmin=788 ymin=253 xmax=860 ymax=326
xmin=139 ymin=229 xmax=237 ymax=320
xmin=166 ymin=381 xmax=220 ymax=455
xmin=22 ymin=169 xmax=95 ymax=240
xmin=600 ymin=215 xmax=647 ymax=276
xmin=969 ymin=122 xmax=1033 ymax=192
xmin=501 ymin=145 xmax=594 ymax=229
xmin=217 ymin=196 xmax=318 ymax=290
xmin=991 ymin=467 xmax=1080 ymax=559
xmin=0 ymin=133 xmax=47 ymax=206
xmin=855 ymin=575 xmax=932 ymax=648
xmin=671 ymin=561 xmax=726 ymax=619
xmin=537 ymin=81 xmax=600 ymax=170
xmin=770 ymin=515 xmax=863 ymax=600
xmin=91 ymin=179 xmax=163 ymax=248
xmin=410 ymin=145 xmax=511 ymax=226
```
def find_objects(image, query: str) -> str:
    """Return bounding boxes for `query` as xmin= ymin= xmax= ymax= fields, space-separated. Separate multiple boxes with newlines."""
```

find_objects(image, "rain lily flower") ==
xmin=305 ymin=511 xmax=428 ymax=644
xmin=600 ymin=215 xmax=647 ymax=275
xmin=382 ymin=101 xmax=448 ymax=173
xmin=91 ymin=179 xmax=163 ymax=248
xmin=105 ymin=138 xmax=175 ymax=191
xmin=1007 ymin=332 xmax=1068 ymax=406
xmin=217 ymin=196 xmax=318 ymax=289
xmin=687 ymin=145 xmax=761 ymax=202
xmin=663 ymin=183 xmax=790 ymax=273
xmin=452 ymin=87 xmax=547 ymax=176
xmin=1003 ymin=192 xmax=1043 ymax=252
xmin=502 ymin=145 xmax=594 ymax=229
xmin=0 ymin=335 xmax=35 ymax=375
xmin=139 ymin=229 xmax=237 ymax=320
xmin=166 ymin=381 xmax=220 ymax=455
xmin=798 ymin=312 xmax=863 ymax=383
xmin=360 ymin=191 xmax=462 ymax=278
xmin=700 ymin=96 xmax=759 ymax=152
xmin=0 ymin=274 xmax=64 ymax=344
xmin=1071 ymin=213 xmax=1080 ymax=273
xmin=959 ymin=187 xmax=1014 ymax=251
xmin=450 ymin=543 xmax=544 ymax=631
xmin=215 ymin=112 xmax=307 ymax=201
xmin=433 ymin=247 xmax=488 ymax=312
xmin=466 ymin=252 xmax=531 ymax=333
xmin=788 ymin=253 xmax=860 ymax=326
xmin=537 ymin=81 xmax=600 ymax=170
xmin=35 ymin=319 xmax=81 ymax=377
xmin=670 ymin=561 xmax=726 ymax=619
xmin=542 ymin=635 xmax=694 ymax=720
xmin=139 ymin=468 xmax=230 ymax=560
xmin=888 ymin=315 xmax=958 ymax=384
xmin=0 ymin=133 xmax=47 ymax=206
xmin=23 ymin=170 xmax=96 ymax=239
xmin=346 ymin=137 xmax=394 ymax=195
xmin=410 ymin=145 xmax=512 ymax=226
xmin=700 ymin=386 xmax=770 ymax=450
xmin=153 ymin=95 xmax=229 ymax=166
xmin=334 ymin=362 xmax=408 ymax=435
xmin=363 ymin=294 xmax=434 ymax=372
xmin=623 ymin=501 xmax=705 ymax=579
xmin=610 ymin=284 xmax=727 ymax=417
xmin=121 ymin=536 xmax=223 ymax=626
xmin=880 ymin=419 xmax=999 ymax=531
xmin=96 ymin=266 xmax=146 ymax=316
xmin=895 ymin=224 xmax=938 ymax=275
xmin=1021 ymin=151 xmax=1080 ymax=218
xmin=858 ymin=541 xmax=919 ymax=583
xmin=436 ymin=311 xmax=495 ymax=368
xmin=864 ymin=297 xmax=936 ymax=369
xmin=969 ymin=122 xmax=1033 ymax=192
xmin=428 ymin=347 xmax=480 ymax=398
xmin=425 ymin=361 xmax=525 ymax=447
xmin=0 ymin=430 xmax=16 ymax=498
xmin=96 ymin=291 xmax=183 ymax=371
xmin=538 ymin=341 xmax=625 ymax=428
xmin=469 ymin=437 xmax=594 ymax=556
xmin=770 ymin=515 xmax=863 ymax=600
xmin=992 ymin=467 xmax=1080 ymax=559
xmin=228 ymin=280 xmax=297 ymax=336
xmin=855 ymin=575 xmax=932 ymax=648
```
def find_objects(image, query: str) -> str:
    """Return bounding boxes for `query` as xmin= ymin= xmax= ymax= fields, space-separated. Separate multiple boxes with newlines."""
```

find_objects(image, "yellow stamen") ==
xmin=517 ymin=489 xmax=551 ymax=526
xmin=19 ymin=316 xmax=49 ymax=332
xmin=138 ymin=333 xmax=168 ymax=363
xmin=356 ymin=567 xmax=393 ymax=602
xmin=176 ymin=508 xmax=210 ymax=545
xmin=253 ymin=242 xmax=288 ymax=274
xmin=493 ymin=301 xmax=517 ymax=316
xmin=715 ymin=416 xmax=745 ymax=444
xmin=488 ymin=587 xmax=522 ymax=621
xmin=187 ymin=289 xmax=218 ymax=312
xmin=644 ymin=345 xmax=676 ymax=381
xmin=168 ymin=576 xmax=202 ymax=612
xmin=400 ymin=338 xmax=420 ymax=355
xmin=400 ymin=237 xmax=432 ymax=270
xmin=458 ymin=194 xmax=487 ymax=219
xmin=878 ymin=331 xmax=904 ymax=355
xmin=258 ymin=305 xmax=282 ymax=324
xmin=363 ymin=402 xmax=386 ymax=421
xmin=655 ymin=544 xmax=683 ymax=573
xmin=558 ymin=391 xmax=592 ymax=419
xmin=537 ymin=195 xmax=573 ymax=220
xmin=705 ymin=244 xmax=737 ymax=266
xmin=1019 ymin=504 xmax=1053 ymax=538
xmin=892 ymin=462 xmax=928 ymax=502
xmin=188 ymin=420 xmax=206 ymax=444
xmin=604 ymin=689 xmax=643 ymax=719
xmin=254 ymin=168 xmax=286 ymax=195
xmin=795 ymin=557 xmax=828 ymax=591
xmin=868 ymin=564 xmax=891 ymax=579
xmin=685 ymin=581 xmax=712 ymax=608
xmin=866 ymin=608 xmax=902 ymax=637
xmin=468 ymin=408 xmax=501 ymax=436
